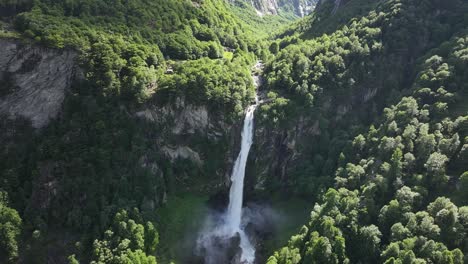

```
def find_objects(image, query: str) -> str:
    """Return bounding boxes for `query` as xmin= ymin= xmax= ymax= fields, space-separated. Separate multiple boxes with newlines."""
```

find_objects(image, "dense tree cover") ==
xmin=84 ymin=35 xmax=164 ymax=102
xmin=0 ymin=68 xmax=246 ymax=262
xmin=0 ymin=83 xmax=168 ymax=263
xmin=264 ymin=0 xmax=466 ymax=106
xmin=0 ymin=1 xmax=269 ymax=262
xmin=88 ymin=209 xmax=159 ymax=264
xmin=0 ymin=0 xmax=466 ymax=263
xmin=160 ymin=54 xmax=256 ymax=117
xmin=5 ymin=0 xmax=254 ymax=57
xmin=266 ymin=0 xmax=468 ymax=262
xmin=258 ymin=0 xmax=468 ymax=196
xmin=1 ymin=0 xmax=263 ymax=106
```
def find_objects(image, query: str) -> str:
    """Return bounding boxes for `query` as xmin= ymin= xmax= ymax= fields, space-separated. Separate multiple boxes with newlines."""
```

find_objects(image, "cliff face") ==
xmin=249 ymin=85 xmax=381 ymax=193
xmin=136 ymin=96 xmax=241 ymax=192
xmin=252 ymin=0 xmax=279 ymax=16
xmin=0 ymin=38 xmax=242 ymax=216
xmin=0 ymin=39 xmax=78 ymax=128
xmin=288 ymin=0 xmax=319 ymax=17
xmin=230 ymin=0 xmax=318 ymax=17
xmin=300 ymin=0 xmax=318 ymax=16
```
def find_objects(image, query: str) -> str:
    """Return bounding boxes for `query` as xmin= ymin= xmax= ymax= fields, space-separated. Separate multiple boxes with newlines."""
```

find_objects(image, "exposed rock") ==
xmin=136 ymin=96 xmax=214 ymax=136
xmin=139 ymin=155 xmax=162 ymax=175
xmin=196 ymin=231 xmax=242 ymax=264
xmin=336 ymin=104 xmax=351 ymax=119
xmin=253 ymin=0 xmax=279 ymax=16
xmin=0 ymin=39 xmax=78 ymax=128
xmin=162 ymin=145 xmax=203 ymax=166
xmin=136 ymin=96 xmax=242 ymax=189
xmin=251 ymin=83 xmax=382 ymax=190
xmin=363 ymin=87 xmax=378 ymax=102
xmin=229 ymin=0 xmax=318 ymax=17
xmin=172 ymin=108 xmax=209 ymax=135
xmin=293 ymin=0 xmax=319 ymax=17
xmin=316 ymin=0 xmax=342 ymax=14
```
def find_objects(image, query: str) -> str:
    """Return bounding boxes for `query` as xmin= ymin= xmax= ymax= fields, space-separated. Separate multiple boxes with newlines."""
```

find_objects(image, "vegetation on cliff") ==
xmin=0 ymin=0 xmax=467 ymax=263
xmin=263 ymin=0 xmax=468 ymax=262
xmin=0 ymin=0 xmax=268 ymax=262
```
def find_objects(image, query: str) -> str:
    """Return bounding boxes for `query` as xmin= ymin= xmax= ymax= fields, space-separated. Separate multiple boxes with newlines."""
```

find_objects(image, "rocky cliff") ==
xmin=230 ymin=0 xmax=318 ymax=17
xmin=0 ymin=39 xmax=78 ymax=128
xmin=0 ymin=37 xmax=244 ymax=218
xmin=288 ymin=0 xmax=319 ymax=17
xmin=249 ymin=85 xmax=381 ymax=194
xmin=135 ymin=95 xmax=244 ymax=196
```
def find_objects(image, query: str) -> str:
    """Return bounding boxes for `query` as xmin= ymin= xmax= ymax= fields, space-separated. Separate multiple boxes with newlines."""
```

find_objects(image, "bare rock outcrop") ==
xmin=0 ymin=39 xmax=78 ymax=128
xmin=229 ymin=0 xmax=318 ymax=17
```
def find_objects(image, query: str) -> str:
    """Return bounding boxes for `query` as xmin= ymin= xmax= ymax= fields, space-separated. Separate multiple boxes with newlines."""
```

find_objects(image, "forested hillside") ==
xmin=263 ymin=0 xmax=468 ymax=263
xmin=0 ymin=0 xmax=267 ymax=263
xmin=0 ymin=0 xmax=467 ymax=263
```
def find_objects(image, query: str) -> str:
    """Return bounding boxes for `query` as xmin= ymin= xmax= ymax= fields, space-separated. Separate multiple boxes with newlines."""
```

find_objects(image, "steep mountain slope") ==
xmin=0 ymin=0 xmax=269 ymax=263
xmin=261 ymin=0 xmax=468 ymax=262
xmin=0 ymin=0 xmax=467 ymax=263
xmin=253 ymin=0 xmax=466 ymax=196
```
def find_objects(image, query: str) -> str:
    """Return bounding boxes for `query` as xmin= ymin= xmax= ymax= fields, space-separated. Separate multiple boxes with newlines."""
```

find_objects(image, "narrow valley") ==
xmin=0 ymin=0 xmax=467 ymax=264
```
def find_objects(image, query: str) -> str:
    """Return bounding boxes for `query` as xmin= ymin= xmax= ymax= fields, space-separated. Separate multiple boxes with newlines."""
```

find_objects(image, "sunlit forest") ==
xmin=0 ymin=0 xmax=467 ymax=263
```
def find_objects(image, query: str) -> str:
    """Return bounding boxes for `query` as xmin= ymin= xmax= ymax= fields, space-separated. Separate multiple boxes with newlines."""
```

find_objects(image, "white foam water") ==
xmin=225 ymin=102 xmax=257 ymax=263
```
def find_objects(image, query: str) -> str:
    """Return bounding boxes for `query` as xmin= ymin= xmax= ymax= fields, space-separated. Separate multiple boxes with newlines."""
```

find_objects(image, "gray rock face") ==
xmin=136 ymin=97 xmax=213 ymax=136
xmin=251 ymin=85 xmax=381 ymax=190
xmin=292 ymin=0 xmax=319 ymax=17
xmin=252 ymin=0 xmax=279 ymax=16
xmin=162 ymin=145 xmax=203 ymax=166
xmin=0 ymin=39 xmax=77 ymax=128
xmin=136 ymin=96 xmax=238 ymax=182
xmin=230 ymin=0 xmax=318 ymax=17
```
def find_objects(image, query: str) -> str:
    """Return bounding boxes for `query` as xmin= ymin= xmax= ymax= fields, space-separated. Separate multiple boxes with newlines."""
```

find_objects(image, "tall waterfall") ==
xmin=225 ymin=101 xmax=258 ymax=262
xmin=196 ymin=62 xmax=262 ymax=264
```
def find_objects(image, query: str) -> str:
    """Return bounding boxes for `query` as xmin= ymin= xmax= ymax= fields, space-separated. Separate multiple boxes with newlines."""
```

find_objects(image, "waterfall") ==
xmin=197 ymin=61 xmax=262 ymax=264
xmin=226 ymin=104 xmax=257 ymax=229
xmin=225 ymin=101 xmax=258 ymax=262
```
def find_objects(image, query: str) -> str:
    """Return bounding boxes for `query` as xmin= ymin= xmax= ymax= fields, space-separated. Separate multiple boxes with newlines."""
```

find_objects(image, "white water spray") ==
xmin=197 ymin=62 xmax=262 ymax=264
xmin=225 ymin=101 xmax=258 ymax=262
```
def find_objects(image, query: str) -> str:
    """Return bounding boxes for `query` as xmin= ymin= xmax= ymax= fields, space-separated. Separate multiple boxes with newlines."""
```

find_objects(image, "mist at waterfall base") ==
xmin=195 ymin=202 xmax=280 ymax=264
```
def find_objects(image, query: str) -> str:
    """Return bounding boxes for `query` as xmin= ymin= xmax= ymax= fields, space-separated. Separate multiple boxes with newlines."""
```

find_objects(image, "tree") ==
xmin=458 ymin=171 xmax=468 ymax=201
xmin=268 ymin=247 xmax=301 ymax=264
xmin=356 ymin=225 xmax=382 ymax=261
xmin=88 ymin=209 xmax=159 ymax=264
xmin=390 ymin=148 xmax=403 ymax=183
xmin=68 ymin=254 xmax=79 ymax=264
xmin=416 ymin=125 xmax=436 ymax=162
xmin=0 ymin=192 xmax=22 ymax=263
xmin=424 ymin=152 xmax=449 ymax=188
xmin=427 ymin=197 xmax=457 ymax=227
xmin=381 ymin=242 xmax=400 ymax=260
xmin=269 ymin=41 xmax=279 ymax=54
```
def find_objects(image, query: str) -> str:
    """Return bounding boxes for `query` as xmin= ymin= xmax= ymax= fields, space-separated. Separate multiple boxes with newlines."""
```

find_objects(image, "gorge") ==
xmin=0 ymin=0 xmax=467 ymax=264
